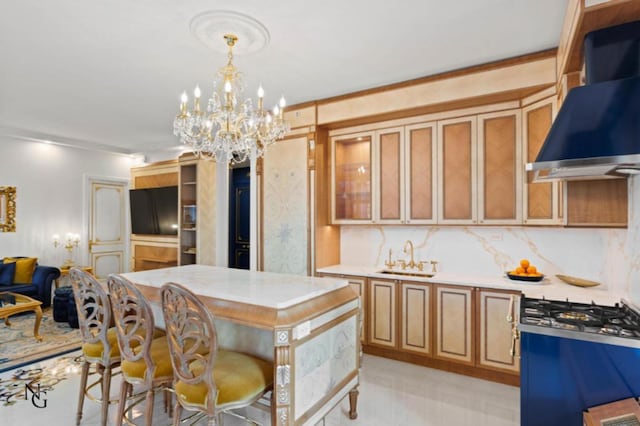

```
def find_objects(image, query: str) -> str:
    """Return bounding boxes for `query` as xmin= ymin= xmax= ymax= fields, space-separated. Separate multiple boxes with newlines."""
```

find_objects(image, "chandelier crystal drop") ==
xmin=173 ymin=34 xmax=289 ymax=163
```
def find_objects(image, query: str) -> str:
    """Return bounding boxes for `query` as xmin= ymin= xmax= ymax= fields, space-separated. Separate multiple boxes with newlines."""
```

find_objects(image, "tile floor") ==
xmin=0 ymin=352 xmax=519 ymax=425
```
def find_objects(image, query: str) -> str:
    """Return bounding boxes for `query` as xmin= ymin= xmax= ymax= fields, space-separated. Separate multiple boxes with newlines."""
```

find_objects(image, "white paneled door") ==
xmin=87 ymin=177 xmax=127 ymax=279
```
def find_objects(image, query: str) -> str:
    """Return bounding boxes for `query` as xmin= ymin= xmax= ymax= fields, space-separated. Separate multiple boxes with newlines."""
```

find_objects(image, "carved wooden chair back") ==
xmin=161 ymin=282 xmax=219 ymax=416
xmin=69 ymin=267 xmax=114 ymax=365
xmin=107 ymin=274 xmax=157 ymax=386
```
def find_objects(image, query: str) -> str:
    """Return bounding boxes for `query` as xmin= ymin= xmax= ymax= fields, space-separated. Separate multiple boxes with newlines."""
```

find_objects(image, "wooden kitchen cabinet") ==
xmin=566 ymin=179 xmax=628 ymax=227
xmin=477 ymin=110 xmax=522 ymax=224
xmin=317 ymin=273 xmax=368 ymax=344
xmin=477 ymin=289 xmax=520 ymax=374
xmin=400 ymin=281 xmax=431 ymax=355
xmin=376 ymin=127 xmax=404 ymax=223
xmin=405 ymin=122 xmax=437 ymax=224
xmin=437 ymin=116 xmax=478 ymax=224
xmin=331 ymin=132 xmax=374 ymax=223
xmin=522 ymin=96 xmax=564 ymax=225
xmin=435 ymin=285 xmax=474 ymax=364
xmin=368 ymin=278 xmax=397 ymax=348
xmin=346 ymin=276 xmax=367 ymax=344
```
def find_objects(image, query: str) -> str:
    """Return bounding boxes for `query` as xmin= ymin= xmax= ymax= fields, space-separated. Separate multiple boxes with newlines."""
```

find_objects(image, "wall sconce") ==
xmin=52 ymin=232 xmax=80 ymax=268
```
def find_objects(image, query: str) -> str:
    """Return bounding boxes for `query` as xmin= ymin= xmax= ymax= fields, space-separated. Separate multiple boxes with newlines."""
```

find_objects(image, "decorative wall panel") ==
xmin=263 ymin=137 xmax=308 ymax=275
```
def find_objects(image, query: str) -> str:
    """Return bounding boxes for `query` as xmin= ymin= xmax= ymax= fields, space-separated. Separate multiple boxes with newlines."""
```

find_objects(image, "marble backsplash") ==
xmin=340 ymin=177 xmax=640 ymax=300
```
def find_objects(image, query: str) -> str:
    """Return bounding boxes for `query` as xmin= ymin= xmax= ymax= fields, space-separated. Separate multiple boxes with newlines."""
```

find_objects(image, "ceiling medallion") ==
xmin=189 ymin=10 xmax=270 ymax=55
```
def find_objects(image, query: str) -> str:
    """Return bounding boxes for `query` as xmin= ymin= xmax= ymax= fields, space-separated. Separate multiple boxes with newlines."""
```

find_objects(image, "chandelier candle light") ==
xmin=173 ymin=34 xmax=289 ymax=164
xmin=52 ymin=233 xmax=80 ymax=268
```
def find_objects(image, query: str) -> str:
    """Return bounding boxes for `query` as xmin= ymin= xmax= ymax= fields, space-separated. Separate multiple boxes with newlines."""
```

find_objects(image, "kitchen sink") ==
xmin=377 ymin=269 xmax=435 ymax=278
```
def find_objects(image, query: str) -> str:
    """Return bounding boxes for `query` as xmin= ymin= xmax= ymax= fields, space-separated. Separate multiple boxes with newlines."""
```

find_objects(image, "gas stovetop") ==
xmin=520 ymin=297 xmax=640 ymax=339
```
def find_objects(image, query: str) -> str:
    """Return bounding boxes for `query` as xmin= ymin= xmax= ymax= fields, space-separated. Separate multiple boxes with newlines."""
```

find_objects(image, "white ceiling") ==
xmin=0 ymin=0 xmax=568 ymax=156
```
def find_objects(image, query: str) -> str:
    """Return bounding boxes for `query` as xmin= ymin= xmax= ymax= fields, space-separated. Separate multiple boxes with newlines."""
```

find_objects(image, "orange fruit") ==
xmin=515 ymin=266 xmax=525 ymax=275
xmin=527 ymin=265 xmax=537 ymax=274
xmin=520 ymin=259 xmax=530 ymax=269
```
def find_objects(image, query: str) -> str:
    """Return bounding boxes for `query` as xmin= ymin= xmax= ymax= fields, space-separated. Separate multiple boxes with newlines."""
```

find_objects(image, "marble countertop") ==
xmin=316 ymin=264 xmax=627 ymax=306
xmin=121 ymin=264 xmax=349 ymax=309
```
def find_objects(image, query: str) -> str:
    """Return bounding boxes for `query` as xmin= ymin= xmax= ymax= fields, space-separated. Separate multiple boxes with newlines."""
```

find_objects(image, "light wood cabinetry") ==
xmin=368 ymin=278 xmax=396 ymax=348
xmin=405 ymin=123 xmax=437 ymax=224
xmin=318 ymin=271 xmax=520 ymax=385
xmin=360 ymin=276 xmax=519 ymax=385
xmin=437 ymin=109 xmax=522 ymax=225
xmin=477 ymin=110 xmax=522 ymax=224
xmin=332 ymin=132 xmax=373 ymax=223
xmin=437 ymin=116 xmax=477 ymax=224
xmin=332 ymin=124 xmax=439 ymax=225
xmin=316 ymin=273 xmax=367 ymax=344
xmin=347 ymin=276 xmax=367 ymax=344
xmin=434 ymin=285 xmax=474 ymax=364
xmin=566 ymin=179 xmax=628 ymax=227
xmin=477 ymin=289 xmax=520 ymax=374
xmin=331 ymin=108 xmax=526 ymax=226
xmin=130 ymin=236 xmax=178 ymax=271
xmin=178 ymin=154 xmax=217 ymax=266
xmin=376 ymin=127 xmax=404 ymax=223
xmin=522 ymin=97 xmax=564 ymax=225
xmin=400 ymin=281 xmax=431 ymax=355
xmin=328 ymin=94 xmax=630 ymax=229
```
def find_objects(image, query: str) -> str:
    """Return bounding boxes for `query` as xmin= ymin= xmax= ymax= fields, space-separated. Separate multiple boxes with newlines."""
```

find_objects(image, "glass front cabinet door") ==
xmin=332 ymin=132 xmax=373 ymax=223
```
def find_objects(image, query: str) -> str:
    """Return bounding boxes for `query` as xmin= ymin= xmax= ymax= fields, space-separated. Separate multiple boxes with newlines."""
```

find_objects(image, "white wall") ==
xmin=0 ymin=136 xmax=137 ymax=267
xmin=340 ymin=176 xmax=640 ymax=299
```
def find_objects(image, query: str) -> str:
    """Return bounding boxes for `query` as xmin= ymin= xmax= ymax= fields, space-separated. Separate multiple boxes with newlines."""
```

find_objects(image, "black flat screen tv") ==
xmin=129 ymin=186 xmax=178 ymax=235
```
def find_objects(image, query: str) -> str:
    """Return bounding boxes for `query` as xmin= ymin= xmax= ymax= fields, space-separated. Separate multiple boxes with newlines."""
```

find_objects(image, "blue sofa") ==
xmin=0 ymin=263 xmax=60 ymax=308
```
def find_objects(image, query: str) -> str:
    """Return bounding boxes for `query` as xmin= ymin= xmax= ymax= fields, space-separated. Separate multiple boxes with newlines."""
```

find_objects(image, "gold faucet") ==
xmin=403 ymin=240 xmax=417 ymax=270
xmin=384 ymin=248 xmax=396 ymax=269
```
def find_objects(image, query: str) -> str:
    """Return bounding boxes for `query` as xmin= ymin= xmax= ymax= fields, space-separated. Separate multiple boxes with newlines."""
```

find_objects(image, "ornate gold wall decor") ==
xmin=0 ymin=186 xmax=16 ymax=232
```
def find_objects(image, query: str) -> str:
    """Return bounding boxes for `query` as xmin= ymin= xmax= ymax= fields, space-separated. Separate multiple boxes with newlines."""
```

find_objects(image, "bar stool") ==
xmin=69 ymin=267 xmax=120 ymax=426
xmin=107 ymin=274 xmax=173 ymax=426
xmin=161 ymin=282 xmax=274 ymax=426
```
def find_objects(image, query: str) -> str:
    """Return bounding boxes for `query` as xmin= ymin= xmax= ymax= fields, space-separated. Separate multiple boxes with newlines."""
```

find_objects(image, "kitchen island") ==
xmin=120 ymin=264 xmax=361 ymax=426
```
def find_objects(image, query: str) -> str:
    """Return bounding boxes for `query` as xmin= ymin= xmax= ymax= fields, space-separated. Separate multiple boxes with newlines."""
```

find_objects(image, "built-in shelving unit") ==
xmin=178 ymin=153 xmax=217 ymax=266
xmin=179 ymin=164 xmax=197 ymax=265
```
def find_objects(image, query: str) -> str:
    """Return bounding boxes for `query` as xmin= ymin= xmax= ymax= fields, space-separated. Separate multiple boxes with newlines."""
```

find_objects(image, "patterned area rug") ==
xmin=0 ymin=308 xmax=81 ymax=373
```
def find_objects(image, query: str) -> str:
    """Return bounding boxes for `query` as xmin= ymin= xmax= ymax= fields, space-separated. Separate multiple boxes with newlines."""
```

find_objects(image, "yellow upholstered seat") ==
xmin=108 ymin=274 xmax=173 ymax=426
xmin=82 ymin=327 xmax=120 ymax=360
xmin=82 ymin=327 xmax=163 ymax=361
xmin=174 ymin=350 xmax=273 ymax=409
xmin=161 ymin=282 xmax=274 ymax=425
xmin=121 ymin=336 xmax=173 ymax=380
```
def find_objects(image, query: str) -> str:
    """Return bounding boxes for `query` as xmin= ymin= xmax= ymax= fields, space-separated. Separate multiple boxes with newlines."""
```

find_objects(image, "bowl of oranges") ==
xmin=506 ymin=259 xmax=544 ymax=282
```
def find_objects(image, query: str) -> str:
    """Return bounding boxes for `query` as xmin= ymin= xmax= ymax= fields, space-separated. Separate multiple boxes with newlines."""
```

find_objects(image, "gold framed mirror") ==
xmin=0 ymin=186 xmax=16 ymax=232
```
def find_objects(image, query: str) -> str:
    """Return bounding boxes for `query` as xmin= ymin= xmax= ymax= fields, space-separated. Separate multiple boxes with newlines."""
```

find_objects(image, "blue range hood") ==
xmin=526 ymin=20 xmax=640 ymax=182
xmin=526 ymin=76 xmax=640 ymax=181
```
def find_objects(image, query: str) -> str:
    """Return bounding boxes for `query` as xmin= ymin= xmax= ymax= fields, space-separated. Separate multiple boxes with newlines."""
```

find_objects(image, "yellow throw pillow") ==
xmin=3 ymin=257 xmax=37 ymax=284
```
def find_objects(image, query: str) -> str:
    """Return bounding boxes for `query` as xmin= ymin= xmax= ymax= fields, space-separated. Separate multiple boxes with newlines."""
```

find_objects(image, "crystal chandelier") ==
xmin=173 ymin=34 xmax=289 ymax=164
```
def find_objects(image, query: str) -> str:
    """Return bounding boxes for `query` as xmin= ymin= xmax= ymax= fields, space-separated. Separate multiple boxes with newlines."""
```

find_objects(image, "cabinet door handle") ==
xmin=510 ymin=328 xmax=520 ymax=358
xmin=506 ymin=295 xmax=514 ymax=323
